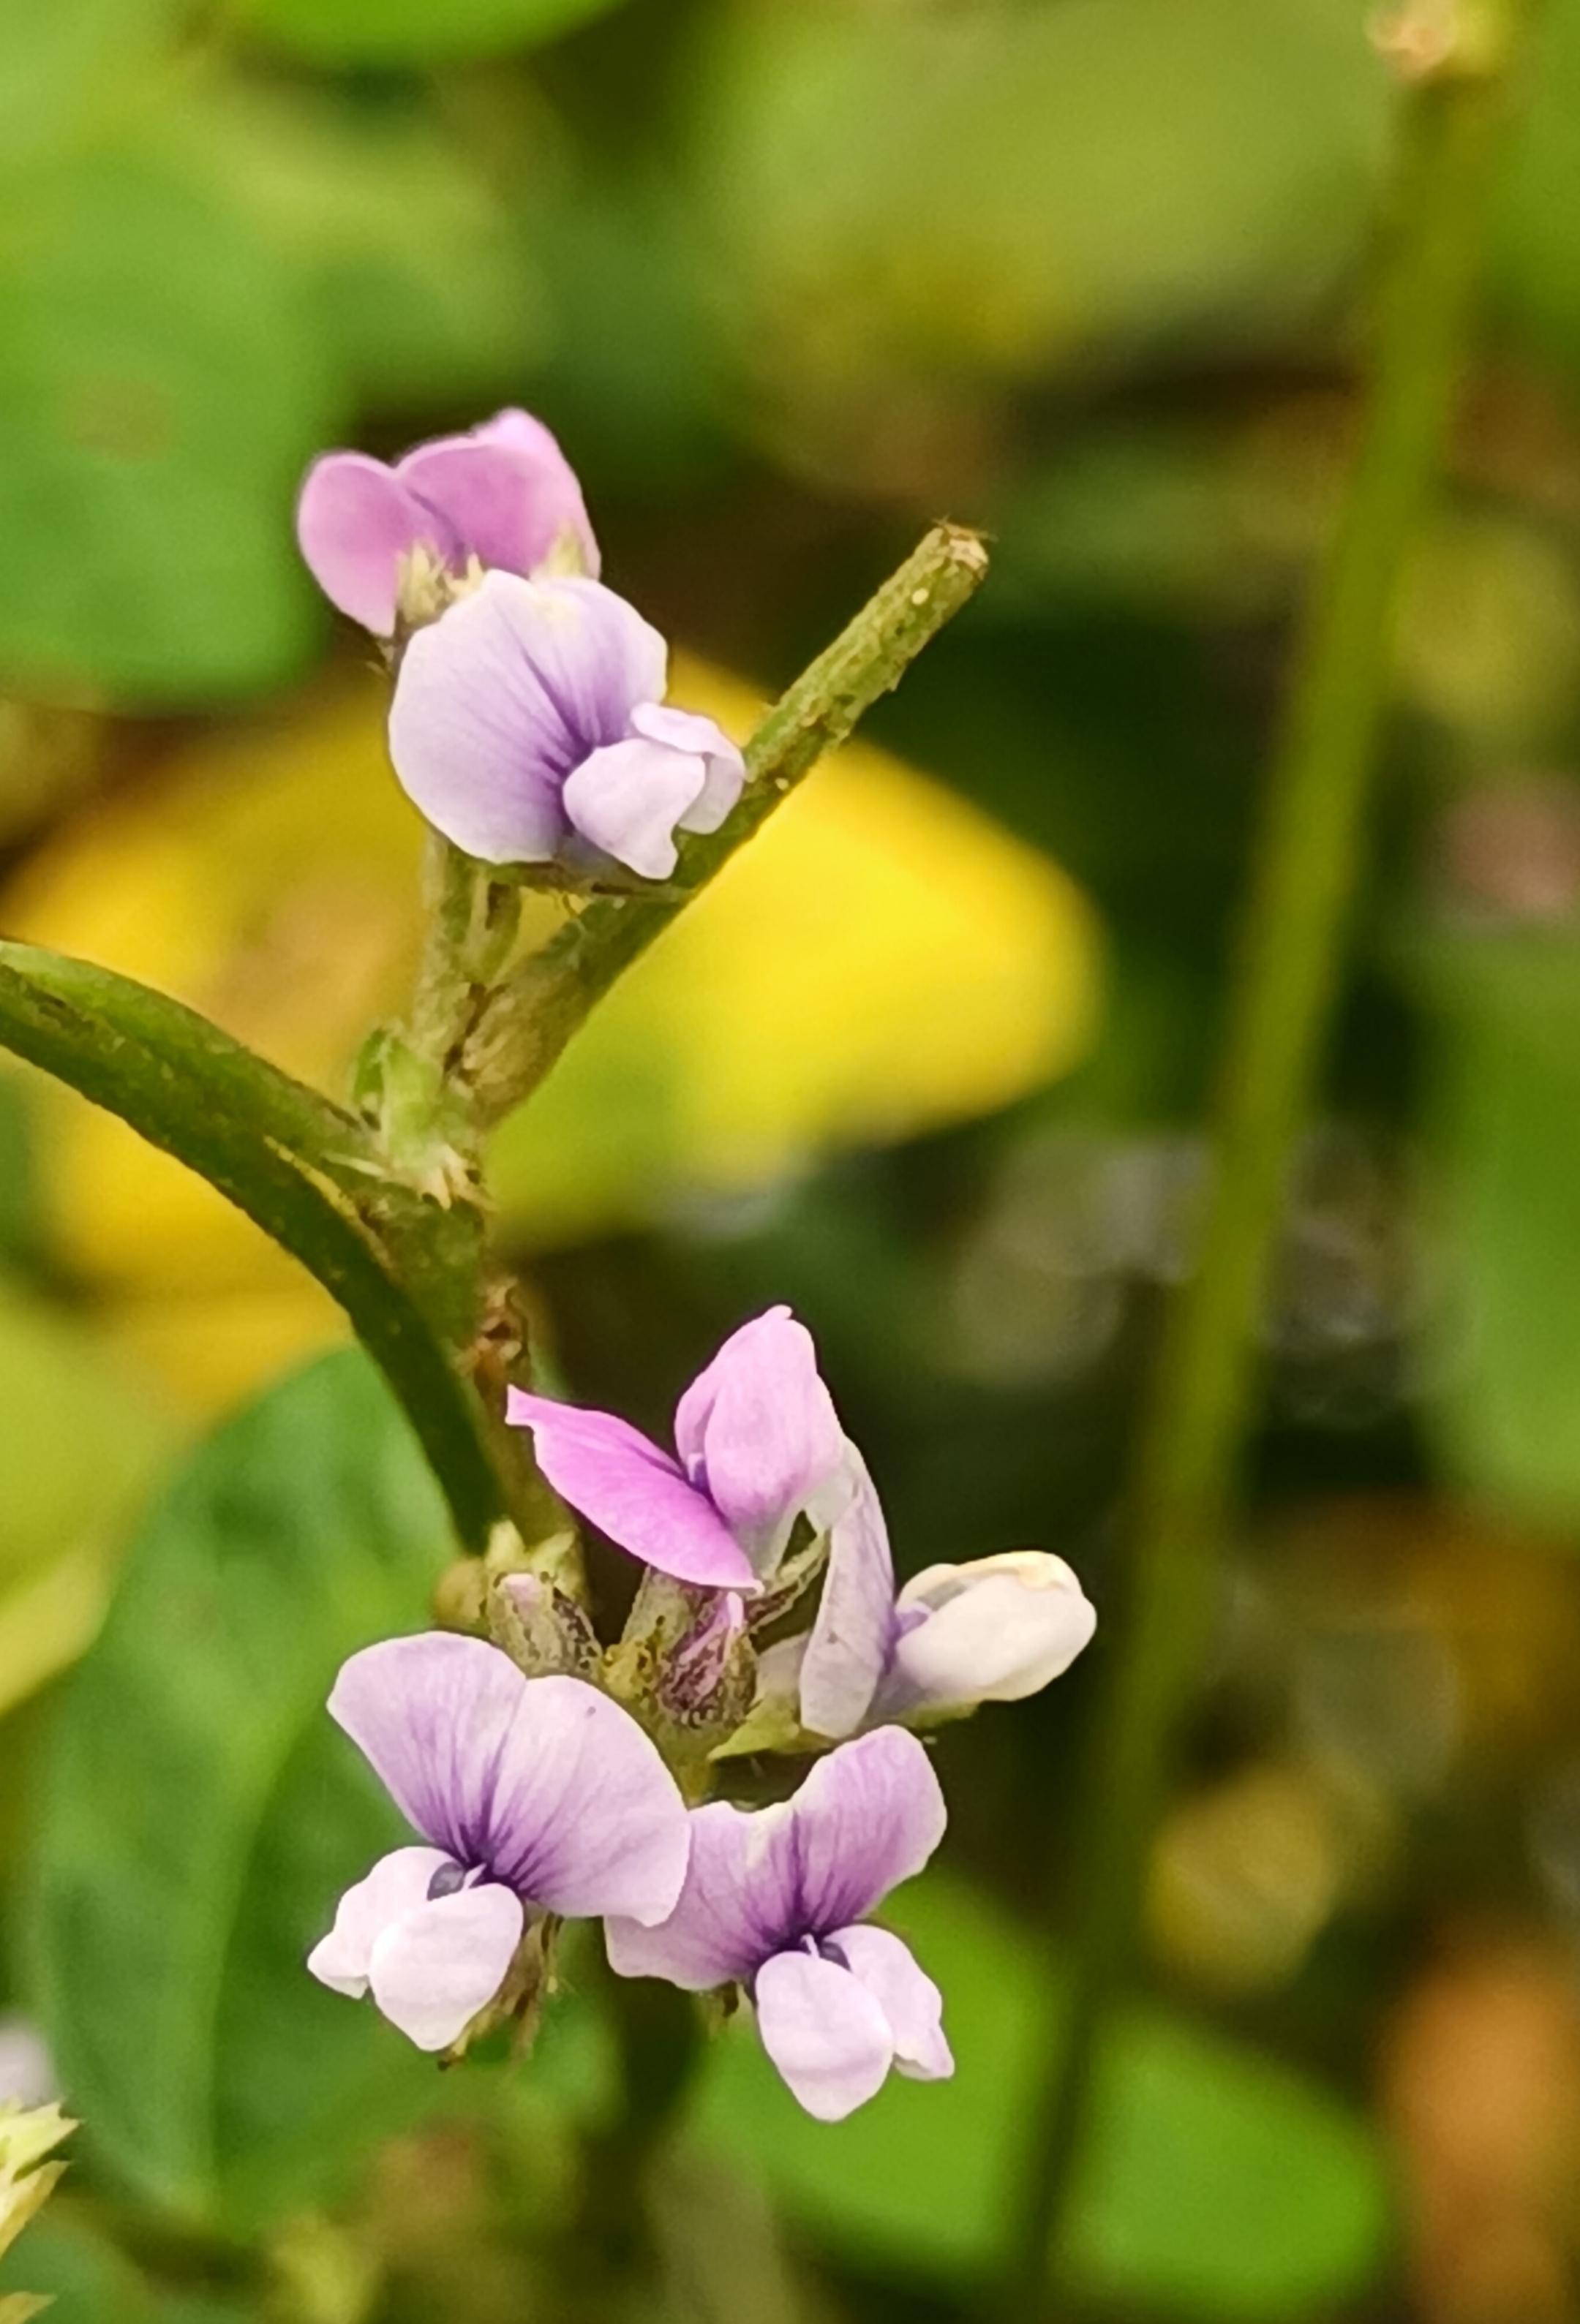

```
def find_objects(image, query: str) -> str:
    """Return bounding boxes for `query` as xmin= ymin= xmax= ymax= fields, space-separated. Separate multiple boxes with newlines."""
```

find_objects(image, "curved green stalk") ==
xmin=999 ymin=9 xmax=1538 ymax=2309
xmin=0 ymin=941 xmax=508 ymax=1549
xmin=461 ymin=524 xmax=989 ymax=1125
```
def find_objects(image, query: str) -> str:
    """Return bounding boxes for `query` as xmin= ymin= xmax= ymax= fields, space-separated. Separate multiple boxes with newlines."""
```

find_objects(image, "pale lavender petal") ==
xmin=828 ymin=1924 xmax=952 ymax=2081
xmin=296 ymin=453 xmax=448 ymax=635
xmin=787 ymin=1727 xmax=947 ymax=1933
xmin=388 ymin=576 xmax=576 ymax=863
xmin=672 ymin=1308 xmax=845 ymax=1574
xmin=499 ymin=576 xmax=667 ymax=751
xmin=397 ymin=410 xmax=598 ymax=581
xmin=307 ymin=1844 xmax=455 ymax=1996
xmin=506 ymin=1389 xmax=757 ymax=1591
xmin=366 ymin=1882 xmax=524 ymax=2051
xmin=561 ymin=736 xmax=710 ymax=880
xmin=630 ymin=703 xmax=746 ymax=834
xmin=880 ymin=1553 xmax=1096 ymax=1718
xmin=477 ymin=1673 xmax=691 ymax=1923
xmin=328 ymin=1635 xmax=531 ymax=1864
xmin=754 ymin=1951 xmax=894 ymax=2121
xmin=605 ymin=1797 xmax=790 ymax=1988
xmin=799 ymin=1449 xmax=898 ymax=1738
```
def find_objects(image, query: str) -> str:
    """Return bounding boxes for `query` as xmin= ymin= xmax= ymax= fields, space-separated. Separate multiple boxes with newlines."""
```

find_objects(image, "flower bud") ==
xmin=879 ymin=1551 xmax=1096 ymax=1721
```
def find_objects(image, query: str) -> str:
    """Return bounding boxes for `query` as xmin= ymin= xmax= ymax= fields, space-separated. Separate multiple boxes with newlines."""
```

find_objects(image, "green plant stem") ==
xmin=408 ymin=835 xmax=523 ymax=1090
xmin=0 ymin=941 xmax=508 ymax=1548
xmin=461 ymin=524 xmax=989 ymax=1125
xmin=999 ymin=14 xmax=1535 ymax=2312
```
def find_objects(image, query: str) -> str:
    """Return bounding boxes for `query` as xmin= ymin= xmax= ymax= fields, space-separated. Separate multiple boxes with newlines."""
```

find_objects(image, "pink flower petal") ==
xmin=506 ymin=1389 xmax=758 ymax=1591
xmin=296 ymin=453 xmax=450 ymax=634
xmin=672 ymin=1308 xmax=845 ymax=1574
xmin=397 ymin=409 xmax=598 ymax=582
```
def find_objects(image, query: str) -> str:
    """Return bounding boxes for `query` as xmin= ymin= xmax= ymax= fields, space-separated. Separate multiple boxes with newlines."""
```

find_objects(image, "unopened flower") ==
xmin=388 ymin=571 xmax=745 ymax=876
xmin=307 ymin=1634 xmax=690 ymax=2051
xmin=297 ymin=409 xmax=598 ymax=635
xmin=508 ymin=1307 xmax=848 ymax=1592
xmin=606 ymin=1728 xmax=951 ymax=2121
xmin=772 ymin=1459 xmax=1096 ymax=1739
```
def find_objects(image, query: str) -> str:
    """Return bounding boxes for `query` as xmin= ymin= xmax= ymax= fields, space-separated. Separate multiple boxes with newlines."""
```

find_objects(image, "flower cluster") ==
xmin=299 ymin=414 xmax=1092 ymax=2118
xmin=310 ymin=1308 xmax=1094 ymax=2121
xmin=297 ymin=411 xmax=743 ymax=880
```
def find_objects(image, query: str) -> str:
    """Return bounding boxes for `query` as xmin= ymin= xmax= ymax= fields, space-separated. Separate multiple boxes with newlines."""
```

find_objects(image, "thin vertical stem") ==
xmin=1000 ymin=6 xmax=1536 ymax=2309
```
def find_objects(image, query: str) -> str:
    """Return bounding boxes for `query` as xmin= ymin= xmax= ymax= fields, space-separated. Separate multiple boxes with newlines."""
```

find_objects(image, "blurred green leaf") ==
xmin=688 ymin=0 xmax=1385 ymax=469
xmin=1497 ymin=0 xmax=1580 ymax=375
xmin=693 ymin=1874 xmax=1391 ymax=2316
xmin=0 ymin=2213 xmax=252 ymax=2324
xmin=1413 ymin=925 xmax=1580 ymax=1528
xmin=0 ymin=151 xmax=330 ymax=703
xmin=27 ymin=1351 xmax=451 ymax=2225
xmin=0 ymin=2217 xmax=148 ymax=2324
xmin=249 ymin=0 xmax=629 ymax=67
xmin=162 ymin=84 xmax=547 ymax=405
xmin=0 ymin=1277 xmax=172 ymax=1604
xmin=0 ymin=0 xmax=178 ymax=169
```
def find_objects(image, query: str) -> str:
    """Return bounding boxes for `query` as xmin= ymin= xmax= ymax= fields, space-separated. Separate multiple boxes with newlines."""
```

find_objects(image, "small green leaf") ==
xmin=249 ymin=0 xmax=630 ymax=67
xmin=0 ymin=941 xmax=505 ymax=1547
xmin=27 ymin=1352 xmax=452 ymax=2225
xmin=692 ymin=1874 xmax=1391 ymax=2316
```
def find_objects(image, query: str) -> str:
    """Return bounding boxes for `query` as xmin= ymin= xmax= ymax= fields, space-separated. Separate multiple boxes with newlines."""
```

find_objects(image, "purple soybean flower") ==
xmin=388 ymin=572 xmax=745 ymax=878
xmin=508 ymin=1306 xmax=849 ymax=1593
xmin=296 ymin=409 xmax=598 ymax=635
xmin=784 ymin=1460 xmax=1097 ymax=1740
xmin=606 ymin=1727 xmax=952 ymax=2121
xmin=307 ymin=1634 xmax=690 ymax=2051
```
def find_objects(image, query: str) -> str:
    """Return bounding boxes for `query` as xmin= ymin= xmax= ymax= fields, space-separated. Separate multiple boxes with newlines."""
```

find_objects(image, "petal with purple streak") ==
xmin=307 ymin=1845 xmax=454 ymax=1996
xmin=784 ymin=1727 xmax=947 ymax=1933
xmin=605 ymin=1797 xmax=793 ymax=1990
xmin=879 ymin=1553 xmax=1096 ymax=1718
xmin=562 ymin=736 xmax=712 ymax=879
xmin=828 ymin=1924 xmax=952 ymax=2080
xmin=798 ymin=1449 xmax=898 ymax=1738
xmin=499 ymin=576 xmax=667 ymax=755
xmin=672 ymin=1308 xmax=845 ymax=1573
xmin=327 ymin=1634 xmax=691 ymax=1921
xmin=296 ymin=454 xmax=451 ymax=635
xmin=388 ymin=575 xmax=667 ymax=865
xmin=754 ymin=1951 xmax=894 ymax=2121
xmin=366 ymin=1882 xmax=524 ymax=2051
xmin=606 ymin=1728 xmax=945 ymax=1991
xmin=396 ymin=410 xmax=598 ymax=582
xmin=507 ymin=1390 xmax=758 ymax=1590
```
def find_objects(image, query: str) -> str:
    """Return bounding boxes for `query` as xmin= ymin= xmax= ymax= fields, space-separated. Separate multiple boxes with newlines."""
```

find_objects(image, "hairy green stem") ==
xmin=408 ymin=835 xmax=523 ymax=1087
xmin=461 ymin=524 xmax=989 ymax=1125
xmin=1000 ymin=10 xmax=1536 ymax=2309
